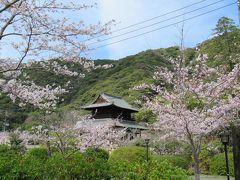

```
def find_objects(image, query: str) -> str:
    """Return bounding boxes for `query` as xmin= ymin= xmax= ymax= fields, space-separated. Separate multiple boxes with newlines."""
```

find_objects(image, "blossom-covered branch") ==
xmin=136 ymin=52 xmax=240 ymax=180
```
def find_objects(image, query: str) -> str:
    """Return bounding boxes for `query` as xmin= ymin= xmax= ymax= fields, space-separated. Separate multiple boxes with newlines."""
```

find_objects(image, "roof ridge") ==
xmin=101 ymin=92 xmax=122 ymax=99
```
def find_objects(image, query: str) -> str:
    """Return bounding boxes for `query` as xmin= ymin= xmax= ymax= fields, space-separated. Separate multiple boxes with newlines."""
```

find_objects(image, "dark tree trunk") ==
xmin=189 ymin=137 xmax=201 ymax=180
xmin=192 ymin=149 xmax=200 ymax=180
xmin=232 ymin=126 xmax=240 ymax=180
xmin=187 ymin=128 xmax=201 ymax=180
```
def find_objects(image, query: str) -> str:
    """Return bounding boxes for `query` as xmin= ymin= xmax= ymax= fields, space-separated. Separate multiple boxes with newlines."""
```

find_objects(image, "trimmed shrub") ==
xmin=209 ymin=153 xmax=234 ymax=176
xmin=0 ymin=145 xmax=189 ymax=179
xmin=153 ymin=155 xmax=189 ymax=170
xmin=109 ymin=146 xmax=187 ymax=179
xmin=83 ymin=148 xmax=110 ymax=180
xmin=109 ymin=146 xmax=146 ymax=164
xmin=108 ymin=146 xmax=146 ymax=179
xmin=64 ymin=152 xmax=86 ymax=179
xmin=109 ymin=159 xmax=187 ymax=179
xmin=45 ymin=151 xmax=89 ymax=179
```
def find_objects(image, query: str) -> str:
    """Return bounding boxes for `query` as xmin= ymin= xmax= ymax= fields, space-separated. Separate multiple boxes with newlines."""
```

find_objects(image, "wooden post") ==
xmin=224 ymin=143 xmax=230 ymax=180
xmin=232 ymin=126 xmax=240 ymax=180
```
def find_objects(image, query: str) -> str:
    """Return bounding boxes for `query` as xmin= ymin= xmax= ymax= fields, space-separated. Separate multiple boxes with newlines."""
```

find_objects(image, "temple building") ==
xmin=82 ymin=93 xmax=147 ymax=140
xmin=82 ymin=93 xmax=138 ymax=120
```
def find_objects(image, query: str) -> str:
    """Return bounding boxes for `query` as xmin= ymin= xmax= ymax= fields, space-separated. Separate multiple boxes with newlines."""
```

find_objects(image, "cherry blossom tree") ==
xmin=0 ymin=0 xmax=113 ymax=65
xmin=74 ymin=119 xmax=126 ymax=151
xmin=0 ymin=0 xmax=114 ymax=109
xmin=136 ymin=54 xmax=240 ymax=180
xmin=0 ymin=112 xmax=126 ymax=154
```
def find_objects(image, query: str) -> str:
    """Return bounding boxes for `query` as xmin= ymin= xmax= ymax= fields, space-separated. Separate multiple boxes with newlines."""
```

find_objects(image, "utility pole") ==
xmin=232 ymin=125 xmax=240 ymax=180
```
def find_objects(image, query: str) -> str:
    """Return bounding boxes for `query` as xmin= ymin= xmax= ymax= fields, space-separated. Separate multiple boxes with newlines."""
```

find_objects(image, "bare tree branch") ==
xmin=14 ymin=25 xmax=33 ymax=70
xmin=0 ymin=13 xmax=18 ymax=40
xmin=0 ymin=0 xmax=21 ymax=14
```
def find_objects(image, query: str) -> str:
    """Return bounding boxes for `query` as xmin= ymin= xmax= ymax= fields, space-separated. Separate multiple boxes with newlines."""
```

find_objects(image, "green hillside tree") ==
xmin=213 ymin=17 xmax=238 ymax=70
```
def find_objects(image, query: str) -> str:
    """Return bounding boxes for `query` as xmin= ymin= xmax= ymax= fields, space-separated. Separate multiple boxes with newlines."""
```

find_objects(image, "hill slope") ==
xmin=1 ymin=26 xmax=240 ymax=128
xmin=69 ymin=47 xmax=195 ymax=108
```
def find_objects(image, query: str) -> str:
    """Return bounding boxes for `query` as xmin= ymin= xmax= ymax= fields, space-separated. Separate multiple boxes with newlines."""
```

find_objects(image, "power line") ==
xmin=87 ymin=0 xmax=225 ymax=46
xmin=82 ymin=0 xmax=210 ymax=43
xmin=87 ymin=1 xmax=237 ymax=50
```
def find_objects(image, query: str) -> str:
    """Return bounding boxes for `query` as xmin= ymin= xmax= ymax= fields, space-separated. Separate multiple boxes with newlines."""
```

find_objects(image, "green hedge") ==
xmin=0 ymin=145 xmax=188 ymax=180
xmin=0 ymin=146 xmax=110 ymax=180
xmin=209 ymin=153 xmax=234 ymax=176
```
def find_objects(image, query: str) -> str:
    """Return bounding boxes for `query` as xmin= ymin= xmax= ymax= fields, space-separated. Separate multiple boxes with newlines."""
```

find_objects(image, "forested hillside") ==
xmin=0 ymin=17 xmax=239 ymax=128
xmin=0 ymin=47 xmax=195 ymax=128
xmin=70 ymin=47 xmax=195 ymax=108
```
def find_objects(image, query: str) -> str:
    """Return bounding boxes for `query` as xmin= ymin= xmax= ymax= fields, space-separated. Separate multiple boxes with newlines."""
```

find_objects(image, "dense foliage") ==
xmin=153 ymin=155 xmax=189 ymax=170
xmin=108 ymin=146 xmax=146 ymax=164
xmin=200 ymin=17 xmax=240 ymax=71
xmin=108 ymin=146 xmax=188 ymax=179
xmin=209 ymin=153 xmax=234 ymax=176
xmin=0 ymin=145 xmax=189 ymax=180
xmin=134 ymin=108 xmax=157 ymax=124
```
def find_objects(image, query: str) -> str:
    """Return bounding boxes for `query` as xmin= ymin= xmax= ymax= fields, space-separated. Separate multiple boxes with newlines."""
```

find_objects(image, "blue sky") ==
xmin=83 ymin=0 xmax=239 ymax=60
xmin=0 ymin=0 xmax=238 ymax=61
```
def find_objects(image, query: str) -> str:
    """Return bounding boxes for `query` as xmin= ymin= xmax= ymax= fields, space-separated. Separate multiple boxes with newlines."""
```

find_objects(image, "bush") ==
xmin=109 ymin=146 xmax=187 ymax=179
xmin=45 ymin=151 xmax=94 ymax=179
xmin=12 ymin=153 xmax=47 ymax=179
xmin=109 ymin=146 xmax=146 ymax=179
xmin=147 ymin=160 xmax=188 ymax=179
xmin=83 ymin=148 xmax=110 ymax=179
xmin=109 ymin=146 xmax=146 ymax=164
xmin=0 ymin=145 xmax=189 ymax=179
xmin=0 ymin=147 xmax=111 ymax=180
xmin=27 ymin=147 xmax=49 ymax=160
xmin=198 ymin=139 xmax=223 ymax=174
xmin=64 ymin=152 xmax=86 ymax=179
xmin=209 ymin=153 xmax=234 ymax=176
xmin=153 ymin=155 xmax=189 ymax=170
xmin=199 ymin=147 xmax=211 ymax=174
xmin=84 ymin=148 xmax=109 ymax=160
xmin=109 ymin=159 xmax=187 ymax=179
xmin=0 ymin=145 xmax=22 ymax=180
xmin=0 ymin=144 xmax=11 ymax=154
xmin=8 ymin=148 xmax=50 ymax=179
xmin=45 ymin=152 xmax=68 ymax=179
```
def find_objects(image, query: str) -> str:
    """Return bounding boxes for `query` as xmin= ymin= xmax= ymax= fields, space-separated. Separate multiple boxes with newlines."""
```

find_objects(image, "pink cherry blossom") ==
xmin=137 ymin=52 xmax=240 ymax=180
